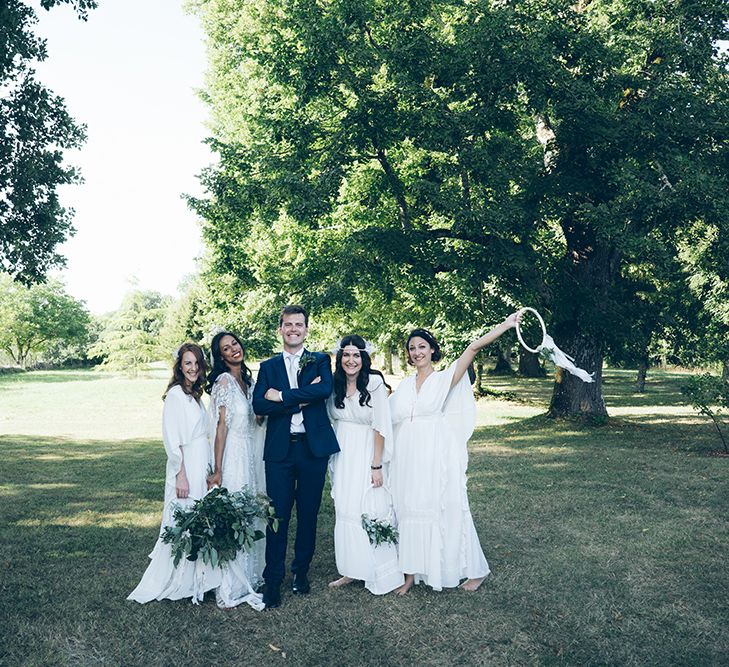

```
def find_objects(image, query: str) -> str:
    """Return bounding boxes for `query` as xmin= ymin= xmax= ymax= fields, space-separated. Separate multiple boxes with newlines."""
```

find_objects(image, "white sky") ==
xmin=32 ymin=0 xmax=212 ymax=314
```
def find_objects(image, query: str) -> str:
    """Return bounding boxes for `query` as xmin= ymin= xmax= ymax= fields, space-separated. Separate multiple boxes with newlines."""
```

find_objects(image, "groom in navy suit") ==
xmin=252 ymin=305 xmax=339 ymax=609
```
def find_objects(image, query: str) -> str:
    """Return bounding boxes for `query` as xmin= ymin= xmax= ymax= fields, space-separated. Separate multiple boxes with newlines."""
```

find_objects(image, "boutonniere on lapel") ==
xmin=298 ymin=351 xmax=316 ymax=374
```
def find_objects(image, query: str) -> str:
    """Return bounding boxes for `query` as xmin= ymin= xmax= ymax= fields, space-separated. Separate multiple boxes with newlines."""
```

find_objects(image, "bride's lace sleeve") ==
xmin=210 ymin=374 xmax=234 ymax=429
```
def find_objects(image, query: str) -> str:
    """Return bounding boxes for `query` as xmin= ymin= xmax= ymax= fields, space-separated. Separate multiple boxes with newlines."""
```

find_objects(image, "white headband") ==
xmin=331 ymin=338 xmax=376 ymax=355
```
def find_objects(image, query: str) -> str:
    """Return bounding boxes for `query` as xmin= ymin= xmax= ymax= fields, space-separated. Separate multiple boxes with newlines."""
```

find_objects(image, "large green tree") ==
xmin=191 ymin=0 xmax=729 ymax=417
xmin=91 ymin=289 xmax=170 ymax=376
xmin=0 ymin=273 xmax=91 ymax=367
xmin=0 ymin=0 xmax=96 ymax=283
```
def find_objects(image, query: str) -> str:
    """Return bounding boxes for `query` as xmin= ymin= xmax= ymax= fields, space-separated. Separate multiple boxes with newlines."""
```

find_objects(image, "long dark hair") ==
xmin=163 ymin=343 xmax=207 ymax=401
xmin=205 ymin=331 xmax=253 ymax=395
xmin=405 ymin=328 xmax=443 ymax=365
xmin=333 ymin=334 xmax=391 ymax=409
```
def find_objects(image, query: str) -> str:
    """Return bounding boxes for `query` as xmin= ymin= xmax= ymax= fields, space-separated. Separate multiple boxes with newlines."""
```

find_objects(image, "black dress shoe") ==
xmin=262 ymin=583 xmax=281 ymax=609
xmin=291 ymin=573 xmax=310 ymax=595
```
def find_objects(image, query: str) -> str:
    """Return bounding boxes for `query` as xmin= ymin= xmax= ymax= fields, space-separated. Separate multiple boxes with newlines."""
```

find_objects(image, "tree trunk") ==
xmin=475 ymin=360 xmax=485 ymax=395
xmin=383 ymin=342 xmax=393 ymax=375
xmin=548 ymin=335 xmax=607 ymax=418
xmin=518 ymin=350 xmax=546 ymax=377
xmin=635 ymin=356 xmax=649 ymax=393
xmin=398 ymin=347 xmax=408 ymax=373
xmin=548 ymin=220 xmax=612 ymax=419
xmin=489 ymin=345 xmax=514 ymax=375
xmin=722 ymin=359 xmax=729 ymax=383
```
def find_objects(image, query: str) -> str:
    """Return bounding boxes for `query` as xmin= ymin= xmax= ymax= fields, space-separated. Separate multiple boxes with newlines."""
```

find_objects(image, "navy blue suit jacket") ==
xmin=252 ymin=350 xmax=340 ymax=462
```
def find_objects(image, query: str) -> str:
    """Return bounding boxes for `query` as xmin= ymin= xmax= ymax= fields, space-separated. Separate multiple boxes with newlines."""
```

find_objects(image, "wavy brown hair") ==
xmin=163 ymin=343 xmax=207 ymax=402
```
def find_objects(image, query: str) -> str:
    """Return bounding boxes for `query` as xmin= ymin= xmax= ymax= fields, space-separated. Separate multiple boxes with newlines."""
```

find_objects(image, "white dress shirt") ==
xmin=283 ymin=350 xmax=305 ymax=433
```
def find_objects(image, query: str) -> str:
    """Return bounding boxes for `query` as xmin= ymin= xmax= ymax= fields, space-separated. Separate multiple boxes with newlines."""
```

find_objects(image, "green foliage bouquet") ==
xmin=162 ymin=487 xmax=278 ymax=569
xmin=361 ymin=513 xmax=399 ymax=547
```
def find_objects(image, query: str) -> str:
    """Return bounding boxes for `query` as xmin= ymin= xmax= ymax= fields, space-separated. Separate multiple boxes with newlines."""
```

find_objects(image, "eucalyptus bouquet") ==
xmin=162 ymin=487 xmax=278 ymax=569
xmin=361 ymin=513 xmax=399 ymax=547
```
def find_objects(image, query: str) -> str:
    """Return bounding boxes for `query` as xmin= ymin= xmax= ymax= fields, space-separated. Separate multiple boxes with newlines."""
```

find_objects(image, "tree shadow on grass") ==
xmin=482 ymin=369 xmax=692 ymax=410
xmin=2 ymin=428 xmax=728 ymax=666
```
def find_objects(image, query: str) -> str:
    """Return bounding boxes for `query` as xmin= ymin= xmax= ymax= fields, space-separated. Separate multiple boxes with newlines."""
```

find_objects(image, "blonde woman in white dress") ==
xmin=389 ymin=314 xmax=521 ymax=595
xmin=206 ymin=331 xmax=267 ymax=610
xmin=128 ymin=344 xmax=222 ymax=604
xmin=327 ymin=335 xmax=404 ymax=595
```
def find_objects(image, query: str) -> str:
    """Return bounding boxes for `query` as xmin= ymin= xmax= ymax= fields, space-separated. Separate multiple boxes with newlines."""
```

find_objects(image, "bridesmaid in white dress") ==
xmin=389 ymin=313 xmax=522 ymax=595
xmin=327 ymin=335 xmax=404 ymax=595
xmin=206 ymin=331 xmax=267 ymax=610
xmin=128 ymin=343 xmax=222 ymax=604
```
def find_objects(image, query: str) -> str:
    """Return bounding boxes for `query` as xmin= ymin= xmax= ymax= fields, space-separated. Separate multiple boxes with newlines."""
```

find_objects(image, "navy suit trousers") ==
xmin=263 ymin=435 xmax=329 ymax=585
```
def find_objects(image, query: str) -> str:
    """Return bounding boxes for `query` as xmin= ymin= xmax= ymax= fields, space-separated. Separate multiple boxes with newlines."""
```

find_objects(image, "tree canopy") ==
xmin=0 ymin=272 xmax=91 ymax=367
xmin=0 ymin=0 xmax=96 ymax=283
xmin=189 ymin=0 xmax=729 ymax=417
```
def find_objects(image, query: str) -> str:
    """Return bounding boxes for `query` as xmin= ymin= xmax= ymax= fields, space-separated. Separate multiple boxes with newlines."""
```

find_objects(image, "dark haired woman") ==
xmin=206 ymin=331 xmax=266 ymax=610
xmin=128 ymin=344 xmax=222 ymax=604
xmin=389 ymin=314 xmax=522 ymax=595
xmin=326 ymin=335 xmax=404 ymax=594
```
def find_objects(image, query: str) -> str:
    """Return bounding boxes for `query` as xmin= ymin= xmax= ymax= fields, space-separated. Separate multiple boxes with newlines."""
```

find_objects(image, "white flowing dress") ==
xmin=389 ymin=362 xmax=490 ymax=590
xmin=209 ymin=373 xmax=267 ymax=610
xmin=328 ymin=375 xmax=404 ymax=594
xmin=128 ymin=385 xmax=222 ymax=604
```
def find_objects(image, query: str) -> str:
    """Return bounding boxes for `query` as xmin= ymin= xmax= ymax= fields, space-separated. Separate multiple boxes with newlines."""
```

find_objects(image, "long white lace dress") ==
xmin=328 ymin=375 xmax=404 ymax=594
xmin=209 ymin=372 xmax=267 ymax=610
xmin=128 ymin=385 xmax=222 ymax=604
xmin=389 ymin=362 xmax=490 ymax=591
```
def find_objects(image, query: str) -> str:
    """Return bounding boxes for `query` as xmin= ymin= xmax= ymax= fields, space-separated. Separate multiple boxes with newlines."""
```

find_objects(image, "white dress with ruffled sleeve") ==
xmin=128 ymin=385 xmax=221 ymax=604
xmin=389 ymin=363 xmax=490 ymax=591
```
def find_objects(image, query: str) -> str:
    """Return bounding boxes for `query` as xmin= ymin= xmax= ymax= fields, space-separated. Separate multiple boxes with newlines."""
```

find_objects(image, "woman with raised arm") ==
xmin=327 ymin=335 xmax=404 ymax=595
xmin=389 ymin=313 xmax=522 ymax=595
xmin=128 ymin=343 xmax=221 ymax=604
xmin=206 ymin=330 xmax=267 ymax=610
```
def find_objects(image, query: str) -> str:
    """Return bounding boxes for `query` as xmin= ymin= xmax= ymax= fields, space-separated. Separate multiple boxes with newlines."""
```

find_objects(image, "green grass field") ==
xmin=1 ymin=368 xmax=727 ymax=666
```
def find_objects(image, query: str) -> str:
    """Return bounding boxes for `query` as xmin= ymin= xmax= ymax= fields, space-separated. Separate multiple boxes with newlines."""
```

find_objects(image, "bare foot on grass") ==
xmin=328 ymin=576 xmax=354 ymax=588
xmin=459 ymin=577 xmax=485 ymax=592
xmin=395 ymin=575 xmax=415 ymax=596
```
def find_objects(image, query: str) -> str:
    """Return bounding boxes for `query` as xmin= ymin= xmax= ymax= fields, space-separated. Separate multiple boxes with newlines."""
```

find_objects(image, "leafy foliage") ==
xmin=0 ymin=273 xmax=91 ymax=367
xmin=161 ymin=486 xmax=278 ymax=568
xmin=190 ymin=0 xmax=729 ymax=416
xmin=360 ymin=512 xmax=398 ymax=547
xmin=681 ymin=374 xmax=729 ymax=453
xmin=0 ymin=1 xmax=97 ymax=282
xmin=90 ymin=289 xmax=169 ymax=375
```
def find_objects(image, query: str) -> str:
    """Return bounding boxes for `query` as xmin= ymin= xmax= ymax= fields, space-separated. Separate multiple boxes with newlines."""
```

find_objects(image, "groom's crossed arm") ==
xmin=252 ymin=362 xmax=301 ymax=417
xmin=279 ymin=354 xmax=333 ymax=407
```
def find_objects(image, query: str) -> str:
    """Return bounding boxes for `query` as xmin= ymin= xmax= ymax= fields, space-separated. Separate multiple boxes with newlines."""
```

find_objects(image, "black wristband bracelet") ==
xmin=370 ymin=465 xmax=383 ymax=470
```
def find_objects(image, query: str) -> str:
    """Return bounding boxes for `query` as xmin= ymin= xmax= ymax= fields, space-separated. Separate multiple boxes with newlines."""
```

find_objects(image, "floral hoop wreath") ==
xmin=515 ymin=307 xmax=547 ymax=354
xmin=514 ymin=306 xmax=595 ymax=384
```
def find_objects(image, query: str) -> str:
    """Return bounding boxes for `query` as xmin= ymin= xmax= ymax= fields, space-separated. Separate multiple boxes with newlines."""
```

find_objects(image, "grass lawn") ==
xmin=1 ymin=368 xmax=727 ymax=666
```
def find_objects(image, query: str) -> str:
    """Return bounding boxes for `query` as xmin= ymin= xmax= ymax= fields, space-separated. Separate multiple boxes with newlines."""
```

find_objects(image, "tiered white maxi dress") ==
xmin=328 ymin=375 xmax=404 ymax=594
xmin=128 ymin=385 xmax=221 ymax=604
xmin=389 ymin=362 xmax=490 ymax=591
xmin=209 ymin=373 xmax=267 ymax=610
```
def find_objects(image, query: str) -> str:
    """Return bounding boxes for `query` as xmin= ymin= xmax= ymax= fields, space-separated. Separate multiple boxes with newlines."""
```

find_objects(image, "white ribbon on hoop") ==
xmin=516 ymin=307 xmax=595 ymax=384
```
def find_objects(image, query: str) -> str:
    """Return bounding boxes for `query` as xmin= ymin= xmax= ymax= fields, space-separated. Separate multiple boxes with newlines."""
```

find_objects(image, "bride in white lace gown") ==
xmin=206 ymin=331 xmax=267 ymax=610
xmin=128 ymin=344 xmax=222 ymax=604
xmin=389 ymin=314 xmax=521 ymax=595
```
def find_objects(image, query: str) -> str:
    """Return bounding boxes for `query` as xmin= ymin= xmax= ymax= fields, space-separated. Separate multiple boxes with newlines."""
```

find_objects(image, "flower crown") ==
xmin=331 ymin=338 xmax=376 ymax=355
